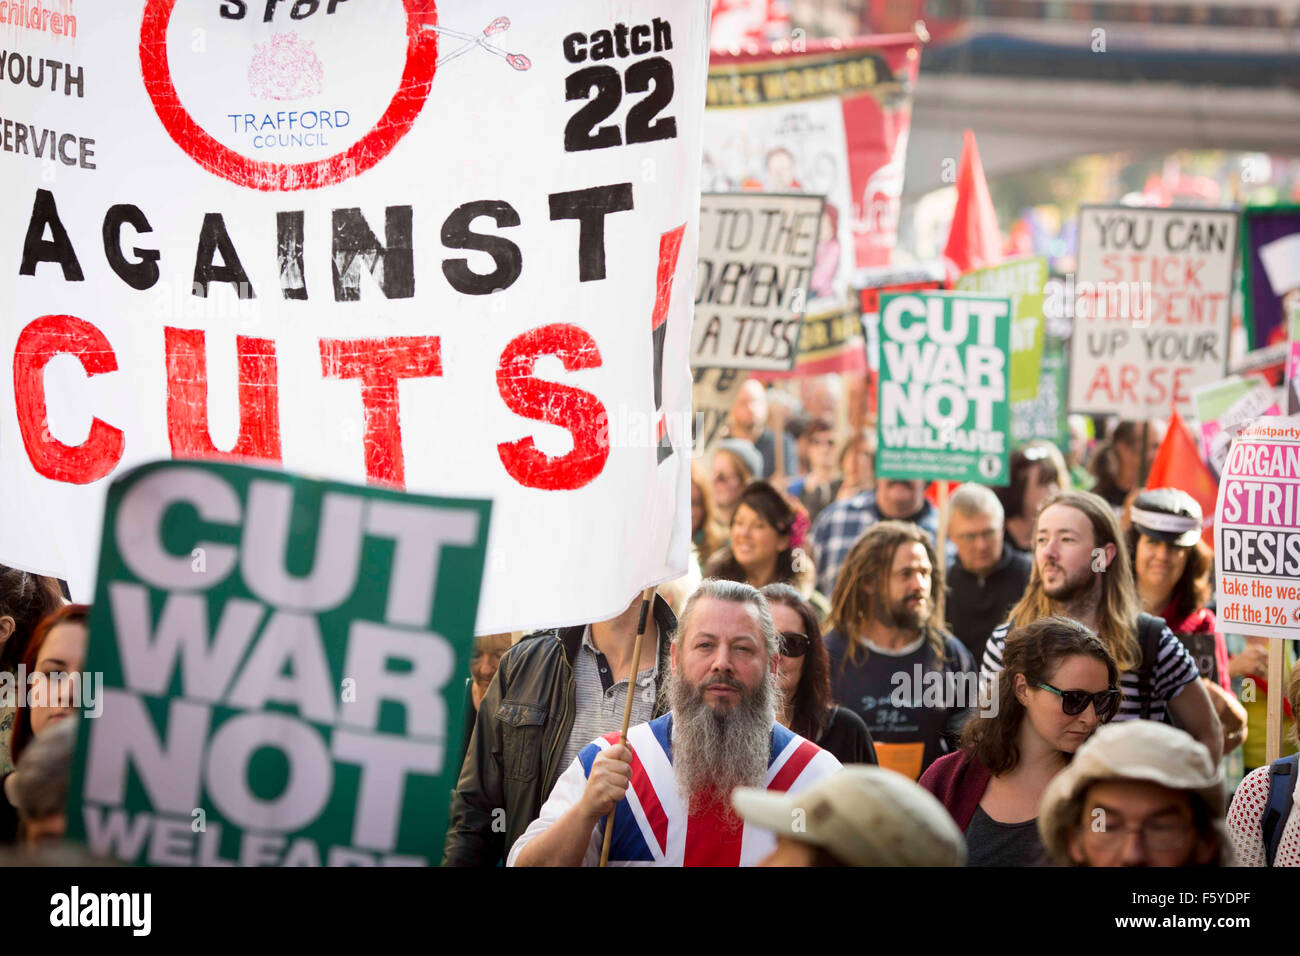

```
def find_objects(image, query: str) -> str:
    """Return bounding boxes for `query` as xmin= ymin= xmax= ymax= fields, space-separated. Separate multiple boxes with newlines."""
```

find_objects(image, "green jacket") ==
xmin=441 ymin=596 xmax=676 ymax=866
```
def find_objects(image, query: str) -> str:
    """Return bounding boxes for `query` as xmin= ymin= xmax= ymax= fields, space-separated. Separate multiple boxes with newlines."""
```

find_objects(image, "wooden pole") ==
xmin=937 ymin=480 xmax=949 ymax=559
xmin=1266 ymin=638 xmax=1285 ymax=765
xmin=1138 ymin=420 xmax=1152 ymax=489
xmin=598 ymin=586 xmax=656 ymax=868
xmin=772 ymin=403 xmax=786 ymax=489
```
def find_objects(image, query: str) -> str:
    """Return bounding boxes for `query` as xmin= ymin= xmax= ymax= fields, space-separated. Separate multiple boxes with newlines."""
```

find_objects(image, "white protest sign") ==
xmin=1070 ymin=206 xmax=1237 ymax=417
xmin=1215 ymin=417 xmax=1300 ymax=640
xmin=0 ymin=0 xmax=711 ymax=633
xmin=691 ymin=366 xmax=746 ymax=458
xmin=691 ymin=191 xmax=821 ymax=371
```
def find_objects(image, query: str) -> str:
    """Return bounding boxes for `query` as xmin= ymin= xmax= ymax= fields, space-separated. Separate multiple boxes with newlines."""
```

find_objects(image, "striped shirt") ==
xmin=981 ymin=620 xmax=1200 ymax=723
xmin=557 ymin=626 xmax=660 ymax=772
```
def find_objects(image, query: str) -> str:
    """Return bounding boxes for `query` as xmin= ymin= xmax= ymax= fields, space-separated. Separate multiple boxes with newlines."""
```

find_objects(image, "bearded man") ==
xmin=822 ymin=521 xmax=977 ymax=781
xmin=508 ymin=580 xmax=842 ymax=867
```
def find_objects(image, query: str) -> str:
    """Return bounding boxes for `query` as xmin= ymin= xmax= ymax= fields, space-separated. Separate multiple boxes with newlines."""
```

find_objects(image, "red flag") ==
xmin=1144 ymin=408 xmax=1217 ymax=547
xmin=943 ymin=129 xmax=1002 ymax=279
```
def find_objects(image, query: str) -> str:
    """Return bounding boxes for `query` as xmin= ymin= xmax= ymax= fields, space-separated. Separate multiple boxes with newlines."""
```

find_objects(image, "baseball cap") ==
xmin=731 ymin=766 xmax=966 ymax=867
xmin=1038 ymin=720 xmax=1225 ymax=863
xmin=1130 ymin=488 xmax=1202 ymax=547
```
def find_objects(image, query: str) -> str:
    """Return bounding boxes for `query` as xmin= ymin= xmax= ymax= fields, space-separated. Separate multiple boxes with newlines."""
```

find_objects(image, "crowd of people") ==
xmin=441 ymin=376 xmax=1298 ymax=867
xmin=0 ymin=375 xmax=1297 ymax=869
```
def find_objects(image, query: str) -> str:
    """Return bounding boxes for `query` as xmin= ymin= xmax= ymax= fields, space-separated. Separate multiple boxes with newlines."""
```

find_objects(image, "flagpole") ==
xmin=599 ymin=585 xmax=656 ymax=868
xmin=1266 ymin=638 xmax=1284 ymax=765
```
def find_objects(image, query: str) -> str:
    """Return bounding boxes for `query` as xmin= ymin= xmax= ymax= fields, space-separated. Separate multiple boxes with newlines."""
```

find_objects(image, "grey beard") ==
xmin=667 ymin=666 xmax=776 ymax=808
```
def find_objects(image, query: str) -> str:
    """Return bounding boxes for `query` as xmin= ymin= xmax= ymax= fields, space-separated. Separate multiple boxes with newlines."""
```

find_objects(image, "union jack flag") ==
xmin=508 ymin=713 xmax=842 ymax=866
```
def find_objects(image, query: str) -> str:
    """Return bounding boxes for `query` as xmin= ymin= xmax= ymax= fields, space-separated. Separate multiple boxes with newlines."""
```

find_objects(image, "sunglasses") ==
xmin=779 ymin=631 xmax=810 ymax=658
xmin=1035 ymin=682 xmax=1120 ymax=721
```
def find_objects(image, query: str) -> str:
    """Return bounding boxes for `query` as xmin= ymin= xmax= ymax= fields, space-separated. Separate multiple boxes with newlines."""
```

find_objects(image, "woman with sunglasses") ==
xmin=761 ymin=583 xmax=876 ymax=765
xmin=920 ymin=616 xmax=1118 ymax=866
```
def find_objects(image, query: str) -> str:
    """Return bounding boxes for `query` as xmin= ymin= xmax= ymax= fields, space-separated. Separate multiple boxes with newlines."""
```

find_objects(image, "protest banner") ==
xmin=1214 ymin=417 xmax=1300 ymax=642
xmin=1241 ymin=204 xmax=1300 ymax=350
xmin=704 ymin=33 xmax=922 ymax=316
xmin=1192 ymin=374 xmax=1281 ymax=481
xmin=1070 ymin=206 xmax=1238 ymax=417
xmin=65 ymin=459 xmax=492 ymax=866
xmin=857 ymin=264 xmax=946 ymax=372
xmin=1287 ymin=303 xmax=1300 ymax=416
xmin=708 ymin=0 xmax=790 ymax=50
xmin=691 ymin=366 xmax=747 ymax=458
xmin=876 ymin=291 xmax=1011 ymax=483
xmin=0 ymin=1 xmax=710 ymax=633
xmin=691 ymin=191 xmax=821 ymax=371
xmin=955 ymin=257 xmax=1047 ymax=405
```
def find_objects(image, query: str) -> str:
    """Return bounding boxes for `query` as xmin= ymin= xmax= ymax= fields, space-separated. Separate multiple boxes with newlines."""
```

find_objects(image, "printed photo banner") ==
xmin=691 ymin=191 xmax=821 ymax=371
xmin=1241 ymin=204 xmax=1300 ymax=351
xmin=0 ymin=0 xmax=711 ymax=633
xmin=1214 ymin=418 xmax=1300 ymax=641
xmin=876 ymin=290 xmax=1011 ymax=484
xmin=1070 ymin=206 xmax=1238 ymax=417
xmin=66 ymin=459 xmax=491 ymax=866
xmin=704 ymin=34 xmax=922 ymax=331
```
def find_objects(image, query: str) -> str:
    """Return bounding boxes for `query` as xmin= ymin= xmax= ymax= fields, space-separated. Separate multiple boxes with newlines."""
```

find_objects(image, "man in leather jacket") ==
xmin=442 ymin=593 xmax=676 ymax=866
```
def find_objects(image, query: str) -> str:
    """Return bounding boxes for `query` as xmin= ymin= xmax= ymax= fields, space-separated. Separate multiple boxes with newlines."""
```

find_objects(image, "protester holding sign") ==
xmin=446 ymin=593 xmax=677 ymax=867
xmin=0 ymin=1 xmax=711 ymax=636
xmin=1226 ymin=667 xmax=1300 ymax=866
xmin=508 ymin=581 xmax=841 ymax=866
xmin=982 ymin=491 xmax=1221 ymax=761
xmin=824 ymin=522 xmax=976 ymax=780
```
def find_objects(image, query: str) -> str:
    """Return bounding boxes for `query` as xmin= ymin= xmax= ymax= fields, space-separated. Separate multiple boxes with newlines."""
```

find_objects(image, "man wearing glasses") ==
xmin=945 ymin=483 xmax=1031 ymax=661
xmin=1039 ymin=720 xmax=1229 ymax=866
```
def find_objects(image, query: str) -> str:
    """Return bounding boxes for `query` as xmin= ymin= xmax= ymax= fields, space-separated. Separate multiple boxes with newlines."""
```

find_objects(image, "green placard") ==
xmin=66 ymin=460 xmax=492 ymax=866
xmin=1010 ymin=331 xmax=1070 ymax=451
xmin=955 ymin=257 xmax=1047 ymax=404
xmin=877 ymin=291 xmax=1012 ymax=483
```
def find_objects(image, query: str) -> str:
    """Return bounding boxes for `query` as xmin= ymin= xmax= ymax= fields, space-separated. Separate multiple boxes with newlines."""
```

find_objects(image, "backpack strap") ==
xmin=1135 ymin=614 xmax=1165 ymax=721
xmin=1263 ymin=754 xmax=1299 ymax=867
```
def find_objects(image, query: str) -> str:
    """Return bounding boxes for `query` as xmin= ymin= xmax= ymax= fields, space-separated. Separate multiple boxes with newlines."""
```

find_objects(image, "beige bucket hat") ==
xmin=732 ymin=765 xmax=966 ymax=867
xmin=1038 ymin=720 xmax=1225 ymax=863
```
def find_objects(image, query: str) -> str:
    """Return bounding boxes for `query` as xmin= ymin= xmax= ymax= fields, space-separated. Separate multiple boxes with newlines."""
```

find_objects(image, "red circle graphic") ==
xmin=139 ymin=0 xmax=439 ymax=191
